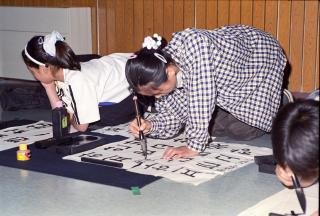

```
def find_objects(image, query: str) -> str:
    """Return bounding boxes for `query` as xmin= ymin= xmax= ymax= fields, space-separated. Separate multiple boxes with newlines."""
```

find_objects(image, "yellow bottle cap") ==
xmin=19 ymin=144 xmax=28 ymax=151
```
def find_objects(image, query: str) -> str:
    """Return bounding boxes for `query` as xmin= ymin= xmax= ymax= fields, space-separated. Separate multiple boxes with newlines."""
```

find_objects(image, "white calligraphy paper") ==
xmin=65 ymin=124 xmax=272 ymax=186
xmin=0 ymin=121 xmax=52 ymax=151
xmin=238 ymin=183 xmax=319 ymax=216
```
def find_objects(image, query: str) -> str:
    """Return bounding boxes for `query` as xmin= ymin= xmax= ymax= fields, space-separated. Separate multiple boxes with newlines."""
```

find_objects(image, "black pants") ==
xmin=209 ymin=107 xmax=265 ymax=140
xmin=91 ymin=95 xmax=136 ymax=127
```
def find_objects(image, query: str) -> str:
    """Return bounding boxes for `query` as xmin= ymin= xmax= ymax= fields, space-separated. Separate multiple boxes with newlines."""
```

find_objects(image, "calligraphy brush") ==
xmin=291 ymin=173 xmax=306 ymax=214
xmin=133 ymin=94 xmax=147 ymax=159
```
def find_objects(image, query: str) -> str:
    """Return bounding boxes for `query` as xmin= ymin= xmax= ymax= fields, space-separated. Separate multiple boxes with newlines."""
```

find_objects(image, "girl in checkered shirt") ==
xmin=126 ymin=25 xmax=288 ymax=160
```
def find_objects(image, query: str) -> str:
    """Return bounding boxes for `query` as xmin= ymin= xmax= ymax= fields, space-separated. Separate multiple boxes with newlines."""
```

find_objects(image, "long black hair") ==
xmin=272 ymin=99 xmax=319 ymax=179
xmin=125 ymin=36 xmax=175 ymax=92
xmin=22 ymin=35 xmax=80 ymax=71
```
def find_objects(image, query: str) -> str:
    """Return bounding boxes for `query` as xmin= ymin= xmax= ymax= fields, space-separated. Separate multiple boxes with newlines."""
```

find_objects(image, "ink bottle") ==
xmin=52 ymin=101 xmax=69 ymax=139
xmin=16 ymin=144 xmax=31 ymax=161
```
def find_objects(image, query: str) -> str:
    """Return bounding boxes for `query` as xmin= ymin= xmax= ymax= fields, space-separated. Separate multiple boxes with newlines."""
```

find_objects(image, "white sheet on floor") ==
xmin=64 ymin=123 xmax=273 ymax=186
xmin=0 ymin=121 xmax=52 ymax=151
xmin=238 ymin=183 xmax=319 ymax=216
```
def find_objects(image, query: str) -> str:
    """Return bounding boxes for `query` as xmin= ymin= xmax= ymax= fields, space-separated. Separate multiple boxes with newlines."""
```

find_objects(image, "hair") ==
xmin=21 ymin=35 xmax=81 ymax=71
xmin=272 ymin=99 xmax=319 ymax=180
xmin=125 ymin=36 xmax=175 ymax=92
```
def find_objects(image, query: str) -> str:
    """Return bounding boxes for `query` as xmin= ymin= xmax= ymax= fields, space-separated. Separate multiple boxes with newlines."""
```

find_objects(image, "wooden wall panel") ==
xmin=115 ymin=0 xmax=125 ymax=52
xmin=143 ymin=0 xmax=154 ymax=37
xmin=105 ymin=0 xmax=116 ymax=54
xmin=173 ymin=0 xmax=184 ymax=32
xmin=1 ymin=0 xmax=319 ymax=93
xmin=123 ymin=0 xmax=134 ymax=52
xmin=206 ymin=0 xmax=217 ymax=29
xmin=277 ymin=0 xmax=291 ymax=57
xmin=97 ymin=0 xmax=107 ymax=54
xmin=217 ymin=0 xmax=229 ymax=27
xmin=90 ymin=5 xmax=97 ymax=54
xmin=163 ymin=0 xmax=174 ymax=41
xmin=302 ymin=0 xmax=319 ymax=92
xmin=290 ymin=0 xmax=305 ymax=91
xmin=154 ymin=0 xmax=164 ymax=37
xmin=195 ymin=0 xmax=207 ymax=29
xmin=264 ymin=0 xmax=278 ymax=38
xmin=229 ymin=0 xmax=241 ymax=26
xmin=241 ymin=0 xmax=253 ymax=26
xmin=316 ymin=23 xmax=320 ymax=89
xmin=133 ymin=0 xmax=144 ymax=51
xmin=184 ymin=0 xmax=195 ymax=28
xmin=252 ymin=0 xmax=265 ymax=30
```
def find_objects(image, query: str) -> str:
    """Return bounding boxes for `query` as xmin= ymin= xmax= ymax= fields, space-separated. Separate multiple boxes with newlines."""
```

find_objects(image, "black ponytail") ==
xmin=125 ymin=36 xmax=175 ymax=91
xmin=53 ymin=41 xmax=80 ymax=70
xmin=22 ymin=35 xmax=80 ymax=71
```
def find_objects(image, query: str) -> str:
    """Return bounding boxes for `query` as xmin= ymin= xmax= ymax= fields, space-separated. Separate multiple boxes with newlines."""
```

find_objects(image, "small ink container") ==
xmin=17 ymin=144 xmax=31 ymax=161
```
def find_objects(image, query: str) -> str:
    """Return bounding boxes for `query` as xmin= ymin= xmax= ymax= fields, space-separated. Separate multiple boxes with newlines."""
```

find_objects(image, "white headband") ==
xmin=24 ymin=45 xmax=45 ymax=66
xmin=24 ymin=30 xmax=64 ymax=66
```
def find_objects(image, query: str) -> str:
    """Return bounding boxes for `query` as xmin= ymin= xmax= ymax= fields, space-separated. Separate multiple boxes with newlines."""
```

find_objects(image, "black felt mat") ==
xmin=0 ymin=121 xmax=160 ymax=189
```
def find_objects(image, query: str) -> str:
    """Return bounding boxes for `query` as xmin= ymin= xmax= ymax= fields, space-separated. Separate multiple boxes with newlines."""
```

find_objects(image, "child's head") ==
xmin=272 ymin=99 xmax=319 ymax=187
xmin=125 ymin=34 xmax=176 ymax=97
xmin=22 ymin=31 xmax=80 ymax=73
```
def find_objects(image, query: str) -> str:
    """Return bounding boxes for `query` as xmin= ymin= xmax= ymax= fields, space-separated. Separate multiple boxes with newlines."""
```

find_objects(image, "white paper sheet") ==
xmin=238 ymin=183 xmax=319 ymax=216
xmin=64 ymin=123 xmax=273 ymax=186
xmin=0 ymin=121 xmax=52 ymax=151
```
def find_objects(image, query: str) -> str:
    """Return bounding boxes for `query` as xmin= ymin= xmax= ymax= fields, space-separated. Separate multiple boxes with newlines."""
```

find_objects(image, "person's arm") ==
xmin=42 ymin=81 xmax=89 ymax=132
xmin=149 ymin=88 xmax=189 ymax=138
xmin=141 ymin=90 xmax=187 ymax=138
xmin=158 ymin=30 xmax=217 ymax=159
xmin=130 ymin=89 xmax=189 ymax=139
xmin=41 ymin=82 xmax=60 ymax=108
xmin=147 ymin=114 xmax=183 ymax=138
xmin=129 ymin=110 xmax=191 ymax=160
xmin=183 ymin=32 xmax=216 ymax=152
xmin=69 ymin=114 xmax=89 ymax=132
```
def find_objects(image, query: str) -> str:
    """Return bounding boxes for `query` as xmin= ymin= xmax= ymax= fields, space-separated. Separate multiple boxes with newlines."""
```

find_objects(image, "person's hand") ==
xmin=311 ymin=210 xmax=318 ymax=216
xmin=275 ymin=164 xmax=293 ymax=187
xmin=129 ymin=118 xmax=152 ymax=138
xmin=162 ymin=146 xmax=199 ymax=160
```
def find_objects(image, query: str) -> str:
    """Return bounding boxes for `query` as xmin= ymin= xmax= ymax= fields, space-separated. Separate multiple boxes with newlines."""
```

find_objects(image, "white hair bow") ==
xmin=142 ymin=33 xmax=162 ymax=50
xmin=43 ymin=31 xmax=64 ymax=56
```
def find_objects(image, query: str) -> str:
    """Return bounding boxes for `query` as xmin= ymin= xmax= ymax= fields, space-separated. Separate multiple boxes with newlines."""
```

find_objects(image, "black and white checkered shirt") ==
xmin=148 ymin=25 xmax=287 ymax=152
